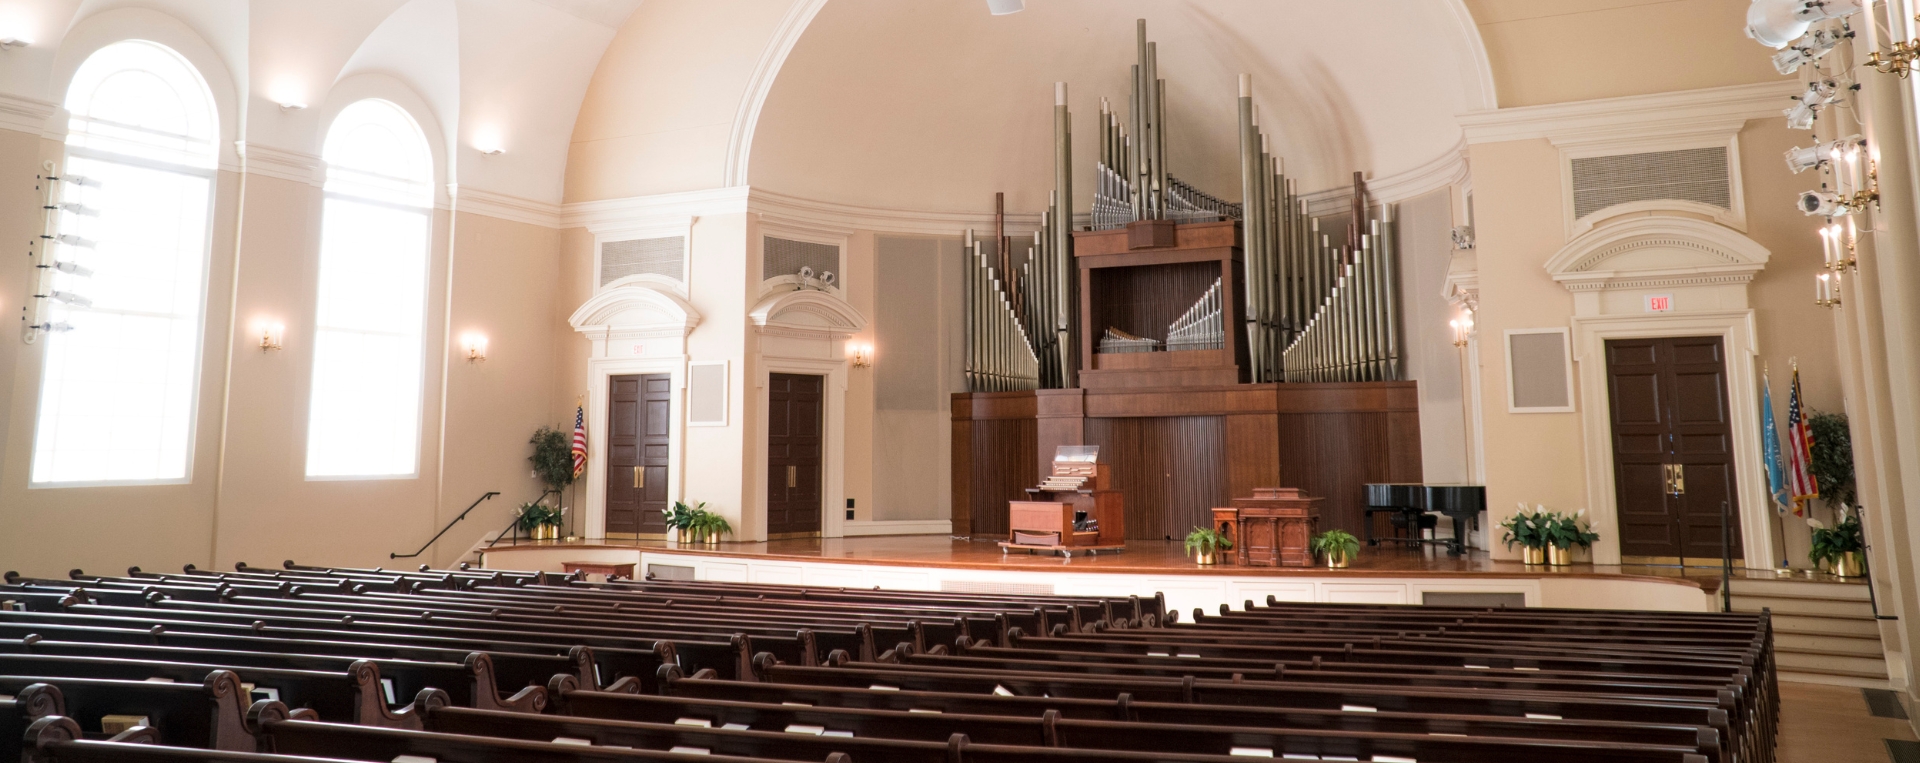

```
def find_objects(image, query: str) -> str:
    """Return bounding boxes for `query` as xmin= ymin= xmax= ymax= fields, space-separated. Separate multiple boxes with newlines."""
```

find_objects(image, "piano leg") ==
xmin=1448 ymin=515 xmax=1466 ymax=556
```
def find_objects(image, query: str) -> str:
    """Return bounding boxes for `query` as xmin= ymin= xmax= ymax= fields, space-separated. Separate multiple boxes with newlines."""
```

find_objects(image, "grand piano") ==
xmin=1362 ymin=483 xmax=1487 ymax=556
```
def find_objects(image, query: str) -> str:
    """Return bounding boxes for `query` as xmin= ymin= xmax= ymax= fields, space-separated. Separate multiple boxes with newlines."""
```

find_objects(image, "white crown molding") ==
xmin=236 ymin=142 xmax=323 ymax=186
xmin=1297 ymin=140 xmax=1470 ymax=217
xmin=0 ymin=92 xmax=58 ymax=137
xmin=561 ymin=186 xmax=751 ymax=230
xmin=452 ymin=185 xmax=565 ymax=228
xmin=724 ymin=0 xmax=830 ymax=187
xmin=750 ymin=188 xmax=1043 ymax=237
xmin=1545 ymin=215 xmax=1771 ymax=296
xmin=1439 ymin=0 xmax=1498 ymax=113
xmin=1457 ymin=81 xmax=1803 ymax=147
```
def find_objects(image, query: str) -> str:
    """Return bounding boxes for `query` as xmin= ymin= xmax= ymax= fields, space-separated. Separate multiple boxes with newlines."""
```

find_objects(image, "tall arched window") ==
xmin=32 ymin=40 xmax=218 ymax=485
xmin=305 ymin=99 xmax=433 ymax=478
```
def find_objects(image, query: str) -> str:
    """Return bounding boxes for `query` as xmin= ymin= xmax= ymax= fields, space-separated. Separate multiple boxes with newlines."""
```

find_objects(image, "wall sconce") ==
xmin=462 ymin=332 xmax=488 ymax=363
xmin=0 ymin=37 xmax=32 ymax=50
xmin=849 ymin=342 xmax=874 ymax=369
xmin=258 ymin=321 xmax=284 ymax=352
xmin=1449 ymin=316 xmax=1473 ymax=348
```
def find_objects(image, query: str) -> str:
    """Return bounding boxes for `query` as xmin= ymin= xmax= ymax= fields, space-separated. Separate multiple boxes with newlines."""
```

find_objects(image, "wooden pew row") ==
xmin=560 ymin=682 xmax=1727 ymax=762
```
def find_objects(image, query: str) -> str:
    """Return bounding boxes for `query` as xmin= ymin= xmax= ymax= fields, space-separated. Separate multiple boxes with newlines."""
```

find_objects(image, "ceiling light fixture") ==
xmin=0 ymin=37 xmax=30 ymax=50
xmin=1746 ymin=0 xmax=1862 ymax=49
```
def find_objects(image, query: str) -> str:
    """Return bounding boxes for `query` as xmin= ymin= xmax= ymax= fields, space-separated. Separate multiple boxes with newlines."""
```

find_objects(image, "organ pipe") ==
xmin=1280 ymin=205 xmax=1402 ymax=383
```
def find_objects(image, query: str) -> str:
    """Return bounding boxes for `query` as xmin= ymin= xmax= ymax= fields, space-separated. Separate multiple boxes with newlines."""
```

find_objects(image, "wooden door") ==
xmin=605 ymin=374 xmax=672 ymax=537
xmin=1606 ymin=337 xmax=1742 ymax=563
xmin=767 ymin=373 xmax=824 ymax=538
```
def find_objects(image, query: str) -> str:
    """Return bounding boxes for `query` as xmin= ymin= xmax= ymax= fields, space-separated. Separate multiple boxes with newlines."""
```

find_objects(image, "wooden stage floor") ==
xmin=483 ymin=534 xmax=1862 ymax=593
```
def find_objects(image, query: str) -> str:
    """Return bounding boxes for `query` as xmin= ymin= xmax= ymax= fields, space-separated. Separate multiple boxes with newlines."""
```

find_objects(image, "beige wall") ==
xmin=1470 ymin=117 xmax=1844 ymax=561
xmin=0 ymin=126 xmax=563 ymax=578
xmin=1465 ymin=0 xmax=1781 ymax=108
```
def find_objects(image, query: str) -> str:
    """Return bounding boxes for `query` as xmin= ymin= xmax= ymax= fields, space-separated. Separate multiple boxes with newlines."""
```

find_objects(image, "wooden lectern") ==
xmin=1212 ymin=487 xmax=1321 ymax=567
xmin=1001 ymin=446 xmax=1126 ymax=557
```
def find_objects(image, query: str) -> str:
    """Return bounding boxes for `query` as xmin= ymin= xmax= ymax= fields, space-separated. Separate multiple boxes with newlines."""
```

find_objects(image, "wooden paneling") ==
xmin=1071 ymin=219 xmax=1239 ymax=257
xmin=1085 ymin=416 xmax=1231 ymax=541
xmin=964 ymin=417 xmax=1038 ymax=539
xmin=1088 ymin=261 xmax=1220 ymax=345
xmin=952 ymin=381 xmax=1420 ymax=543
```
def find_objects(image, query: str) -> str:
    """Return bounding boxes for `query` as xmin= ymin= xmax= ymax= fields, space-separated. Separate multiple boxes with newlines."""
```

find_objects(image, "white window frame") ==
xmin=30 ymin=39 xmax=219 ymax=488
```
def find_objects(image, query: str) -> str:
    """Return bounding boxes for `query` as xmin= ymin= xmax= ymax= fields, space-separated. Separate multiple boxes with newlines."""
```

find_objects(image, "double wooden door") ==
xmin=605 ymin=374 xmax=671 ymax=537
xmin=766 ymin=373 xmax=823 ymax=538
xmin=1605 ymin=337 xmax=1742 ymax=563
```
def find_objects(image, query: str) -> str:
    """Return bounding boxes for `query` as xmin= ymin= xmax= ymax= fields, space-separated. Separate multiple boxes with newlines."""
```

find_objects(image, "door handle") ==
xmin=633 ymin=466 xmax=643 ymax=489
xmin=1664 ymin=464 xmax=1686 ymax=496
xmin=787 ymin=465 xmax=798 ymax=488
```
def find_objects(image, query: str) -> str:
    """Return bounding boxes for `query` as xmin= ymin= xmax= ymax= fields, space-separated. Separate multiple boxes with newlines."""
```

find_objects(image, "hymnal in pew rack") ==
xmin=1001 ymin=446 xmax=1127 ymax=557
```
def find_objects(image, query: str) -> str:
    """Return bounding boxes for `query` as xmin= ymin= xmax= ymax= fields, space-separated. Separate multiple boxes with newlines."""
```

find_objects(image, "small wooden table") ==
xmin=1213 ymin=487 xmax=1322 ymax=567
xmin=561 ymin=561 xmax=636 ymax=580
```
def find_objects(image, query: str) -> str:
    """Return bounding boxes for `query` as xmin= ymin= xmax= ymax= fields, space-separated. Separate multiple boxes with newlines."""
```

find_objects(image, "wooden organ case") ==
xmin=1002 ymin=447 xmax=1127 ymax=557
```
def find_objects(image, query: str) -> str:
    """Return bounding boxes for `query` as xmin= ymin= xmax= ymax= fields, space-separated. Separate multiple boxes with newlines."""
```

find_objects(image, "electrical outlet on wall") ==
xmin=845 ymin=498 xmax=855 ymax=520
xmin=846 ymin=509 xmax=855 ymax=520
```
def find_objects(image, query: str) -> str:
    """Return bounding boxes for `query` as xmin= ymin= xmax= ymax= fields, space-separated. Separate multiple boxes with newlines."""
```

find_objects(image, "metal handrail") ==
xmin=390 ymin=491 xmax=500 ymax=559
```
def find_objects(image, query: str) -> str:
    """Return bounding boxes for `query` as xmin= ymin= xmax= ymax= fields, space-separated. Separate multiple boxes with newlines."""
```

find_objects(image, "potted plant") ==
xmin=1810 ymin=511 xmax=1866 ymax=577
xmin=1184 ymin=527 xmax=1232 ymax=565
xmin=690 ymin=509 xmax=733 ymax=546
xmin=1500 ymin=503 xmax=1550 ymax=565
xmin=529 ymin=426 xmax=577 ymax=492
xmin=663 ymin=500 xmax=714 ymax=544
xmin=1539 ymin=509 xmax=1600 ymax=566
xmin=515 ymin=502 xmax=563 ymax=541
xmin=1310 ymin=529 xmax=1360 ymax=569
xmin=1808 ymin=411 xmax=1856 ymax=510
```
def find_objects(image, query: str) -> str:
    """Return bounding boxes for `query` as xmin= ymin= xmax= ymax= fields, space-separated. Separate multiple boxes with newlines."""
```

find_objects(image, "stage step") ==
xmin=1729 ymin=577 xmax=1891 ymax=688
xmin=1727 ymin=576 xmax=1871 ymax=600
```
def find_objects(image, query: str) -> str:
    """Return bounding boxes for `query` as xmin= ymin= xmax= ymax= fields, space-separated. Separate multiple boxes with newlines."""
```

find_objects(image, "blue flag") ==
xmin=1760 ymin=369 xmax=1790 ymax=514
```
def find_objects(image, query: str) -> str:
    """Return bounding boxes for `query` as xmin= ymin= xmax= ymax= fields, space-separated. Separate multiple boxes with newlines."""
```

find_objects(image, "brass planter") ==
xmin=530 ymin=525 xmax=558 ymax=541
xmin=1521 ymin=546 xmax=1547 ymax=565
xmin=1192 ymin=549 xmax=1220 ymax=565
xmin=1546 ymin=545 xmax=1572 ymax=567
xmin=1325 ymin=550 xmax=1350 ymax=569
xmin=1831 ymin=551 xmax=1866 ymax=578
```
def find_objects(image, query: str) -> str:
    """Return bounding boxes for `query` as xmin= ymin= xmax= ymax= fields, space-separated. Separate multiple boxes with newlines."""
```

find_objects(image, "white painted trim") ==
xmin=1544 ymin=215 xmax=1770 ymax=296
xmin=1568 ymin=310 xmax=1772 ymax=567
xmin=579 ymin=357 xmax=687 ymax=540
xmin=238 ymin=142 xmax=322 ymax=186
xmin=724 ymin=0 xmax=831 ymax=187
xmin=1438 ymin=0 xmax=1498 ymax=113
xmin=842 ymin=519 xmax=954 ymax=537
xmin=0 ymin=92 xmax=57 ymax=136
xmin=562 ymin=186 xmax=750 ymax=230
xmin=1299 ymin=140 xmax=1470 ymax=216
xmin=53 ymin=8 xmax=244 ymax=172
xmin=753 ymin=354 xmax=850 ymax=542
xmin=1503 ymin=327 xmax=1576 ymax=414
xmin=452 ymin=186 xmax=564 ymax=228
xmin=476 ymin=547 xmax=1719 ymax=614
xmin=1458 ymin=81 xmax=1802 ymax=146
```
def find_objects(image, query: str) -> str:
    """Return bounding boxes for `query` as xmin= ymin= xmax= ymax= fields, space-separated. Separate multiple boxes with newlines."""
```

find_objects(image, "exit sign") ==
xmin=1645 ymin=294 xmax=1673 ymax=313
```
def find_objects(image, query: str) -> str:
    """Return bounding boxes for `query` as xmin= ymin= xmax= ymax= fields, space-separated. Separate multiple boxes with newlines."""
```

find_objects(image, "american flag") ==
xmin=1784 ymin=364 xmax=1818 ymax=516
xmin=570 ymin=405 xmax=588 ymax=479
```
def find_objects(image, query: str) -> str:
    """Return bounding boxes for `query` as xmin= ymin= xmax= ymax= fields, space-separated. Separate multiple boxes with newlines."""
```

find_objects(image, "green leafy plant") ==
xmin=1809 ymin=410 xmax=1856 ymax=510
xmin=528 ymin=427 xmax=577 ymax=492
xmin=515 ymin=502 xmax=563 ymax=532
xmin=689 ymin=510 xmax=733 ymax=542
xmin=1809 ymin=511 xmax=1865 ymax=569
xmin=1184 ymin=527 xmax=1232 ymax=555
xmin=1540 ymin=509 xmax=1601 ymax=550
xmin=663 ymin=501 xmax=729 ymax=541
xmin=662 ymin=501 xmax=704 ymax=533
xmin=1499 ymin=503 xmax=1550 ymax=550
xmin=1309 ymin=530 xmax=1360 ymax=562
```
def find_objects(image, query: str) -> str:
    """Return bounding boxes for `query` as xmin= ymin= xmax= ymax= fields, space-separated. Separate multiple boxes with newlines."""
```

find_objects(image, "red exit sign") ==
xmin=1645 ymin=294 xmax=1673 ymax=313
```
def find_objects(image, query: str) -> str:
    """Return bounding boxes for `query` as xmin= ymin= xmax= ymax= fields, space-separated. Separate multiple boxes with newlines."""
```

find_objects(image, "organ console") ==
xmin=1362 ymin=483 xmax=1488 ymax=556
xmin=1002 ymin=446 xmax=1127 ymax=557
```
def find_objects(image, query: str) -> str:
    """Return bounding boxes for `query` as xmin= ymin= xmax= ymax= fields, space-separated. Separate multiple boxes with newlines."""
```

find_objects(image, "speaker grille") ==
xmin=688 ymin=362 xmax=726 ymax=425
xmin=1570 ymin=147 xmax=1730 ymax=220
xmin=764 ymin=236 xmax=840 ymax=282
xmin=600 ymin=236 xmax=684 ymax=286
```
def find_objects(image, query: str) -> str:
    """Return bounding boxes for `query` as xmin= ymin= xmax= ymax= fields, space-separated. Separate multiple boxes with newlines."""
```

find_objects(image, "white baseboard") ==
xmin=841 ymin=519 xmax=953 ymax=537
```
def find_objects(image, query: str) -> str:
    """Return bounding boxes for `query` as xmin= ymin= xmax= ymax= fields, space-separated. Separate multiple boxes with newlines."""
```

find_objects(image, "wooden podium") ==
xmin=1001 ymin=447 xmax=1126 ymax=557
xmin=1212 ymin=487 xmax=1321 ymax=567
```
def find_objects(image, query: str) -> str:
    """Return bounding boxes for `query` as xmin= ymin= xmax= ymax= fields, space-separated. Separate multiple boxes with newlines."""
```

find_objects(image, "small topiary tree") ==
xmin=528 ymin=426 xmax=576 ymax=494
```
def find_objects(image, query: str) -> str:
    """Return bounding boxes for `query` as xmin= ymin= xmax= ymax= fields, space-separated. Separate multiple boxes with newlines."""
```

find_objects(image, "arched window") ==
xmin=31 ymin=40 xmax=217 ymax=485
xmin=305 ymin=99 xmax=433 ymax=478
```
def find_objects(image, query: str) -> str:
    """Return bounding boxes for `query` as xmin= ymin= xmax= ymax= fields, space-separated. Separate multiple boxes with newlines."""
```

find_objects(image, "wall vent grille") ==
xmin=600 ymin=236 xmax=684 ymax=286
xmin=764 ymin=236 xmax=840 ymax=281
xmin=1570 ymin=147 xmax=1730 ymax=219
xmin=940 ymin=580 xmax=1056 ymax=596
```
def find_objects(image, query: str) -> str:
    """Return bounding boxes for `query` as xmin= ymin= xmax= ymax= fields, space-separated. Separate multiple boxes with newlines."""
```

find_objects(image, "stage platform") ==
xmin=475 ymin=534 xmax=1790 ymax=615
